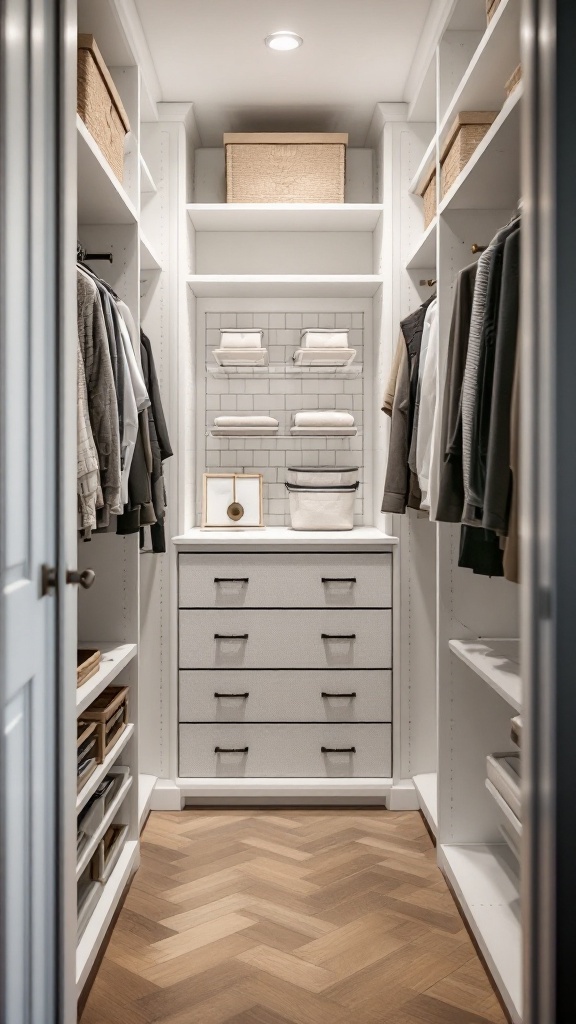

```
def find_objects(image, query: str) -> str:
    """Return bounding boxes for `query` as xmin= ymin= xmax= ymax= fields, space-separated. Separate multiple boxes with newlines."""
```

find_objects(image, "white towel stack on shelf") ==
xmin=294 ymin=328 xmax=356 ymax=367
xmin=214 ymin=329 xmax=268 ymax=366
xmin=290 ymin=410 xmax=357 ymax=436
xmin=211 ymin=415 xmax=279 ymax=436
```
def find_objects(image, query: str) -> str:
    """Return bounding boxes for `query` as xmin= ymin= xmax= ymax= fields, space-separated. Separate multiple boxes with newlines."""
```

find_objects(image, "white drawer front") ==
xmin=179 ymin=723 xmax=391 ymax=778
xmin=179 ymin=670 xmax=392 ymax=723
xmin=179 ymin=609 xmax=391 ymax=670
xmin=178 ymin=553 xmax=392 ymax=609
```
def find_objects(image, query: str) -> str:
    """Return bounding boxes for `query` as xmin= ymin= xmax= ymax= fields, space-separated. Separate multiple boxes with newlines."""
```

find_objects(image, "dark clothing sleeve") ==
xmin=140 ymin=331 xmax=172 ymax=552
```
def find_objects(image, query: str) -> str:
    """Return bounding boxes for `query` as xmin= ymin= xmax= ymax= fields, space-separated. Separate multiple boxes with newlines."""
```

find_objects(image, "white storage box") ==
xmin=301 ymin=329 xmax=349 ymax=348
xmin=286 ymin=480 xmax=359 ymax=531
xmin=287 ymin=465 xmax=359 ymax=487
xmin=220 ymin=329 xmax=263 ymax=348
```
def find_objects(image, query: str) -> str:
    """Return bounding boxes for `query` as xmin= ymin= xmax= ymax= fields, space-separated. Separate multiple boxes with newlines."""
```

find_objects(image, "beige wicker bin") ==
xmin=440 ymin=112 xmax=497 ymax=198
xmin=505 ymin=64 xmax=522 ymax=96
xmin=417 ymin=164 xmax=437 ymax=229
xmin=78 ymin=34 xmax=130 ymax=182
xmin=224 ymin=133 xmax=348 ymax=204
xmin=487 ymin=0 xmax=502 ymax=22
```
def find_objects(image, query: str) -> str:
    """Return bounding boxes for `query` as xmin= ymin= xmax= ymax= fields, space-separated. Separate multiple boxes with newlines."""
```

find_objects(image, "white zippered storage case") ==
xmin=285 ymin=480 xmax=359 ymax=531
xmin=286 ymin=465 xmax=359 ymax=487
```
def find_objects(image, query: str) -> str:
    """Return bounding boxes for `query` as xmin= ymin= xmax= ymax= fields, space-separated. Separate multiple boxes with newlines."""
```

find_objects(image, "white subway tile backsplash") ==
xmin=236 ymin=313 xmax=254 ymax=328
xmin=269 ymin=313 xmax=285 ymax=328
xmin=286 ymin=313 xmax=302 ymax=329
xmin=269 ymin=452 xmax=286 ymax=467
xmin=236 ymin=395 xmax=255 ymax=411
xmin=220 ymin=395 xmax=238 ymax=410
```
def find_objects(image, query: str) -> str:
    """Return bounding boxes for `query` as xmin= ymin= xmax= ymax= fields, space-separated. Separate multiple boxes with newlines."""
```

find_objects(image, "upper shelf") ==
xmin=449 ymin=637 xmax=521 ymax=711
xmin=77 ymin=115 xmax=137 ymax=226
xmin=186 ymin=204 xmax=384 ymax=233
xmin=206 ymin=363 xmax=363 ymax=380
xmin=140 ymin=154 xmax=157 ymax=195
xmin=186 ymin=275 xmax=383 ymax=298
xmin=406 ymin=217 xmax=437 ymax=270
xmin=76 ymin=642 xmax=137 ymax=717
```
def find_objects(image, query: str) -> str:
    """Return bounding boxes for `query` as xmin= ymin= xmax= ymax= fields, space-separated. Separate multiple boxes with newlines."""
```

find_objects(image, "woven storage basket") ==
xmin=440 ymin=111 xmax=497 ymax=198
xmin=224 ymin=133 xmax=348 ymax=203
xmin=487 ymin=0 xmax=502 ymax=22
xmin=505 ymin=64 xmax=522 ymax=96
xmin=417 ymin=164 xmax=437 ymax=229
xmin=78 ymin=34 xmax=130 ymax=182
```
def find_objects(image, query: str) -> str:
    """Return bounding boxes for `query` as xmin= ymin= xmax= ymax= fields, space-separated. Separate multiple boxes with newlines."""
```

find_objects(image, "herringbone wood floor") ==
xmin=80 ymin=809 xmax=508 ymax=1024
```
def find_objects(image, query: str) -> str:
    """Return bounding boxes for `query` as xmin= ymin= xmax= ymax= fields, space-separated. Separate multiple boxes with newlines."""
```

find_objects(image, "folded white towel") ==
xmin=293 ymin=410 xmax=354 ymax=428
xmin=301 ymin=330 xmax=349 ymax=349
xmin=220 ymin=331 xmax=262 ymax=349
xmin=214 ymin=415 xmax=278 ymax=428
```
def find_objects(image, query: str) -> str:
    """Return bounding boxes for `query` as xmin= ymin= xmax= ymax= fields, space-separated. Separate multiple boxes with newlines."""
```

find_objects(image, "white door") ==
xmin=0 ymin=0 xmax=76 ymax=1020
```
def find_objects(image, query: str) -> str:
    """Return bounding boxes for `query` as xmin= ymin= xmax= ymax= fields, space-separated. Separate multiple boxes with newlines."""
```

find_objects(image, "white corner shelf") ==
xmin=77 ymin=724 xmax=135 ymax=814
xmin=413 ymin=772 xmax=438 ymax=836
xmin=438 ymin=0 xmax=521 ymax=148
xmin=440 ymin=843 xmax=522 ymax=1023
xmin=76 ymin=839 xmax=138 ymax=994
xmin=439 ymin=86 xmax=522 ymax=213
xmin=140 ymin=154 xmax=157 ymax=194
xmin=449 ymin=638 xmax=521 ymax=711
xmin=406 ymin=218 xmax=437 ymax=270
xmin=77 ymin=115 xmax=138 ymax=226
xmin=76 ymin=775 xmax=133 ymax=880
xmin=140 ymin=231 xmax=163 ymax=272
xmin=206 ymin=363 xmax=363 ymax=379
xmin=76 ymin=642 xmax=137 ymax=717
xmin=409 ymin=135 xmax=436 ymax=196
xmin=186 ymin=203 xmax=384 ymax=233
xmin=186 ymin=275 xmax=383 ymax=298
xmin=139 ymin=774 xmax=156 ymax=830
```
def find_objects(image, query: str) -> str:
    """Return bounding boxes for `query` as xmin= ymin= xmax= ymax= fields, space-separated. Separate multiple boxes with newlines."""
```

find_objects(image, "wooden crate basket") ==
xmin=224 ymin=132 xmax=348 ymax=204
xmin=417 ymin=164 xmax=437 ymax=229
xmin=77 ymin=34 xmax=130 ymax=182
xmin=79 ymin=685 xmax=129 ymax=764
xmin=440 ymin=112 xmax=498 ymax=198
xmin=77 ymin=647 xmax=101 ymax=688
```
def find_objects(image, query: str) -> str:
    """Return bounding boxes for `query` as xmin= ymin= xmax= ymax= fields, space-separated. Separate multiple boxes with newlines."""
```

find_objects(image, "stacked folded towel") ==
xmin=301 ymin=329 xmax=349 ymax=349
xmin=220 ymin=330 xmax=263 ymax=349
xmin=212 ymin=415 xmax=278 ymax=436
xmin=290 ymin=410 xmax=357 ymax=436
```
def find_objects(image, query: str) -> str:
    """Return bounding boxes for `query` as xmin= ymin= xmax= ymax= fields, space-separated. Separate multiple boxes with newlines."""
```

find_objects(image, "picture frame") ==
xmin=202 ymin=473 xmax=264 ymax=529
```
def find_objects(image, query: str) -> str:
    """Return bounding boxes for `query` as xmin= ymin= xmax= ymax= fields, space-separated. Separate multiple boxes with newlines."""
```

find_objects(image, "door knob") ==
xmin=66 ymin=568 xmax=96 ymax=589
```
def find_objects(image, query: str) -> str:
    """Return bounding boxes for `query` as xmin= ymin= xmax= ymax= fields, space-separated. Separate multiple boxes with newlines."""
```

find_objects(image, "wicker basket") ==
xmin=417 ymin=164 xmax=437 ymax=229
xmin=487 ymin=0 xmax=502 ymax=22
xmin=224 ymin=133 xmax=348 ymax=204
xmin=440 ymin=112 xmax=498 ymax=198
xmin=77 ymin=34 xmax=130 ymax=182
xmin=505 ymin=64 xmax=522 ymax=96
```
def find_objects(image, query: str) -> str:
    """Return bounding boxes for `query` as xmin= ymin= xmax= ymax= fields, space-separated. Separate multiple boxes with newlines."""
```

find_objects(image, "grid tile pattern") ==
xmin=203 ymin=312 xmax=364 ymax=526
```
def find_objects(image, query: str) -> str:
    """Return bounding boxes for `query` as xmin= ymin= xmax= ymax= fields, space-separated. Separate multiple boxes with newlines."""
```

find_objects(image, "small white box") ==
xmin=220 ymin=329 xmax=263 ymax=348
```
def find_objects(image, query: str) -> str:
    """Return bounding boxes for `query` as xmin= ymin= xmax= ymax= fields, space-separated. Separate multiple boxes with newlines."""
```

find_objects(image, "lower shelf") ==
xmin=76 ymin=839 xmax=139 ymax=995
xmin=439 ymin=842 xmax=522 ymax=1023
xmin=413 ymin=772 xmax=438 ymax=837
xmin=139 ymin=774 xmax=156 ymax=831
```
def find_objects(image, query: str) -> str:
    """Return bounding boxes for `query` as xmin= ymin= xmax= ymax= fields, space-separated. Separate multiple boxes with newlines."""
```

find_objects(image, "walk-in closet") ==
xmin=1 ymin=0 xmax=575 ymax=1022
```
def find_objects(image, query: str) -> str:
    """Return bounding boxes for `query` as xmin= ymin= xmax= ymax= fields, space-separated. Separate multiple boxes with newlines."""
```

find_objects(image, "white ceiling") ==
xmin=134 ymin=0 xmax=434 ymax=146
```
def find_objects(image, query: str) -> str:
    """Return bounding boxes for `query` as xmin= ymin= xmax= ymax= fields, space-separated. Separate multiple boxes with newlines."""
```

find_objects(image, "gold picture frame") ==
xmin=202 ymin=473 xmax=264 ymax=529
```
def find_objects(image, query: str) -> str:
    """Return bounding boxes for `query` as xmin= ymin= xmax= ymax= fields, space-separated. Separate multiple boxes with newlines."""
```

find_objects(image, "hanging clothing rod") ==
xmin=77 ymin=244 xmax=113 ymax=263
xmin=419 ymin=278 xmax=436 ymax=287
xmin=471 ymin=244 xmax=487 ymax=254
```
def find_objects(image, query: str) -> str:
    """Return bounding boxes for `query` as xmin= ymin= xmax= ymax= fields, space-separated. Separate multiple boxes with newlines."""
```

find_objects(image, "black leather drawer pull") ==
xmin=321 ymin=633 xmax=356 ymax=640
xmin=215 ymin=746 xmax=249 ymax=754
xmin=321 ymin=691 xmax=357 ymax=698
xmin=214 ymin=577 xmax=249 ymax=583
xmin=321 ymin=746 xmax=356 ymax=754
xmin=321 ymin=577 xmax=357 ymax=583
xmin=214 ymin=692 xmax=249 ymax=699
xmin=214 ymin=633 xmax=249 ymax=640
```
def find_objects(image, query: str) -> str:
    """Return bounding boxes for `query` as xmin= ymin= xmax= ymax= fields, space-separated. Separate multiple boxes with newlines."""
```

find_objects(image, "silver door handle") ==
xmin=66 ymin=568 xmax=96 ymax=589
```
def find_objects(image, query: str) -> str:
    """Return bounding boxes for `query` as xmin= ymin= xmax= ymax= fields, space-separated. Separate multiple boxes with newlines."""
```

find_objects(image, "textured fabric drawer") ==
xmin=179 ymin=609 xmax=391 ymax=669
xmin=178 ymin=553 xmax=392 ymax=609
xmin=179 ymin=669 xmax=392 ymax=723
xmin=179 ymin=723 xmax=391 ymax=777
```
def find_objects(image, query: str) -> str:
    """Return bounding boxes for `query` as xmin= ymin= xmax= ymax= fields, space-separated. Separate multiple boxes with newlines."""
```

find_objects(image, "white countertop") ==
xmin=172 ymin=526 xmax=398 ymax=550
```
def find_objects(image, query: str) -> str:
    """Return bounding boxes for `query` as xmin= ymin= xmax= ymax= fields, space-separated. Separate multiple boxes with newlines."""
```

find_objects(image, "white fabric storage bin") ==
xmin=286 ymin=465 xmax=359 ymax=487
xmin=219 ymin=329 xmax=263 ymax=348
xmin=301 ymin=328 xmax=349 ymax=348
xmin=286 ymin=482 xmax=358 ymax=531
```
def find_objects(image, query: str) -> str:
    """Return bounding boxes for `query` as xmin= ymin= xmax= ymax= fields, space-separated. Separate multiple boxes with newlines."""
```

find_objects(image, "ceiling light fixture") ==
xmin=265 ymin=31 xmax=303 ymax=51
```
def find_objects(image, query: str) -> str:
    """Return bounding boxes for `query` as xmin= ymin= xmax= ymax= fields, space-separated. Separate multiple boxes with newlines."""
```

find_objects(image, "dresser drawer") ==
xmin=179 ymin=669 xmax=392 ymax=723
xmin=178 ymin=553 xmax=392 ymax=609
xmin=179 ymin=609 xmax=391 ymax=670
xmin=179 ymin=723 xmax=391 ymax=778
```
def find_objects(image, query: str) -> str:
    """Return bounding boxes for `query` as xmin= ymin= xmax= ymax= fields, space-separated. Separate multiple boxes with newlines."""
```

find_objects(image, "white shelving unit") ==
xmin=139 ymin=774 xmax=157 ymax=831
xmin=186 ymin=275 xmax=384 ymax=298
xmin=76 ymin=115 xmax=137 ymax=225
xmin=187 ymin=203 xmax=384 ymax=233
xmin=77 ymin=775 xmax=134 ymax=879
xmin=206 ymin=363 xmax=363 ymax=379
xmin=405 ymin=218 xmax=437 ymax=270
xmin=76 ymin=724 xmax=135 ymax=814
xmin=413 ymin=773 xmax=438 ymax=837
xmin=449 ymin=638 xmax=521 ymax=711
xmin=76 ymin=642 xmax=137 ymax=716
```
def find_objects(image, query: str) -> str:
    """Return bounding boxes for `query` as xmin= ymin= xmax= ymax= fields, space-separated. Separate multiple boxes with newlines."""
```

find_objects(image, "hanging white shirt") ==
xmin=117 ymin=312 xmax=150 ymax=504
xmin=416 ymin=301 xmax=439 ymax=509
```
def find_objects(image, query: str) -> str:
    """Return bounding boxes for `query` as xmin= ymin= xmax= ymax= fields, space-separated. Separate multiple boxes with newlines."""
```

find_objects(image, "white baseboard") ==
xmin=150 ymin=778 xmax=185 ymax=811
xmin=387 ymin=779 xmax=419 ymax=810
xmin=150 ymin=777 xmax=418 ymax=810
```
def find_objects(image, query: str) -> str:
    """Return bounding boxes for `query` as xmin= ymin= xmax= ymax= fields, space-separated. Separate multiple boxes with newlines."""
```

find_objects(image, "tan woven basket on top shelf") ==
xmin=77 ymin=34 xmax=130 ymax=182
xmin=417 ymin=164 xmax=437 ymax=229
xmin=224 ymin=132 xmax=348 ymax=204
xmin=440 ymin=111 xmax=498 ymax=198
xmin=487 ymin=0 xmax=502 ymax=22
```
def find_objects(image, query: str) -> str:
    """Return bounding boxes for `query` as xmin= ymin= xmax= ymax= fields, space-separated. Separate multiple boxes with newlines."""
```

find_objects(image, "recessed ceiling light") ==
xmin=265 ymin=31 xmax=303 ymax=51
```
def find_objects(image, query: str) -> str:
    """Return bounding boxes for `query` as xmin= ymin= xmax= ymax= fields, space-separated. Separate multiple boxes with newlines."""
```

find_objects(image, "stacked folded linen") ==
xmin=215 ymin=329 xmax=268 ymax=366
xmin=220 ymin=330 xmax=263 ymax=348
xmin=290 ymin=410 xmax=357 ymax=436
xmin=211 ymin=415 xmax=278 ymax=436
xmin=301 ymin=329 xmax=349 ymax=348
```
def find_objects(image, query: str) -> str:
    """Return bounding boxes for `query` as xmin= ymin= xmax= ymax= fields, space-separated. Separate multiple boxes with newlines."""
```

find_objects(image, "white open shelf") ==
xmin=140 ymin=154 xmax=157 ymax=194
xmin=486 ymin=779 xmax=522 ymax=838
xmin=206 ymin=363 xmax=363 ymax=379
xmin=406 ymin=217 xmax=437 ymax=269
xmin=449 ymin=638 xmax=521 ymax=711
xmin=439 ymin=86 xmax=522 ymax=213
xmin=76 ymin=839 xmax=138 ymax=995
xmin=187 ymin=275 xmax=383 ymax=298
xmin=77 ymin=115 xmax=137 ymax=226
xmin=77 ymin=724 xmax=135 ymax=814
xmin=410 ymin=135 xmax=436 ymax=196
xmin=140 ymin=230 xmax=163 ymax=272
xmin=187 ymin=203 xmax=384 ymax=233
xmin=76 ymin=642 xmax=137 ymax=717
xmin=76 ymin=775 xmax=133 ymax=880
xmin=139 ymin=774 xmax=156 ymax=830
xmin=440 ymin=843 xmax=522 ymax=1023
xmin=413 ymin=772 xmax=438 ymax=836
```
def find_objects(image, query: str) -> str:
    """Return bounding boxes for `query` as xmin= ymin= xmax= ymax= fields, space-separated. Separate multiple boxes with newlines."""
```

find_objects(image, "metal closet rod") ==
xmin=419 ymin=278 xmax=436 ymax=287
xmin=77 ymin=244 xmax=113 ymax=263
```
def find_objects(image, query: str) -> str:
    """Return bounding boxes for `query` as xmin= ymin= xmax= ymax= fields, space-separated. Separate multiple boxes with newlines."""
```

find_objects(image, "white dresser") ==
xmin=175 ymin=529 xmax=396 ymax=783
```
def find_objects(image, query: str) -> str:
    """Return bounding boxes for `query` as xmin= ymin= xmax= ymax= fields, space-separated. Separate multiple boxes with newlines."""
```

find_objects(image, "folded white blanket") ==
xmin=301 ymin=330 xmax=349 ymax=348
xmin=214 ymin=415 xmax=278 ymax=427
xmin=293 ymin=410 xmax=354 ymax=427
xmin=220 ymin=331 xmax=262 ymax=348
